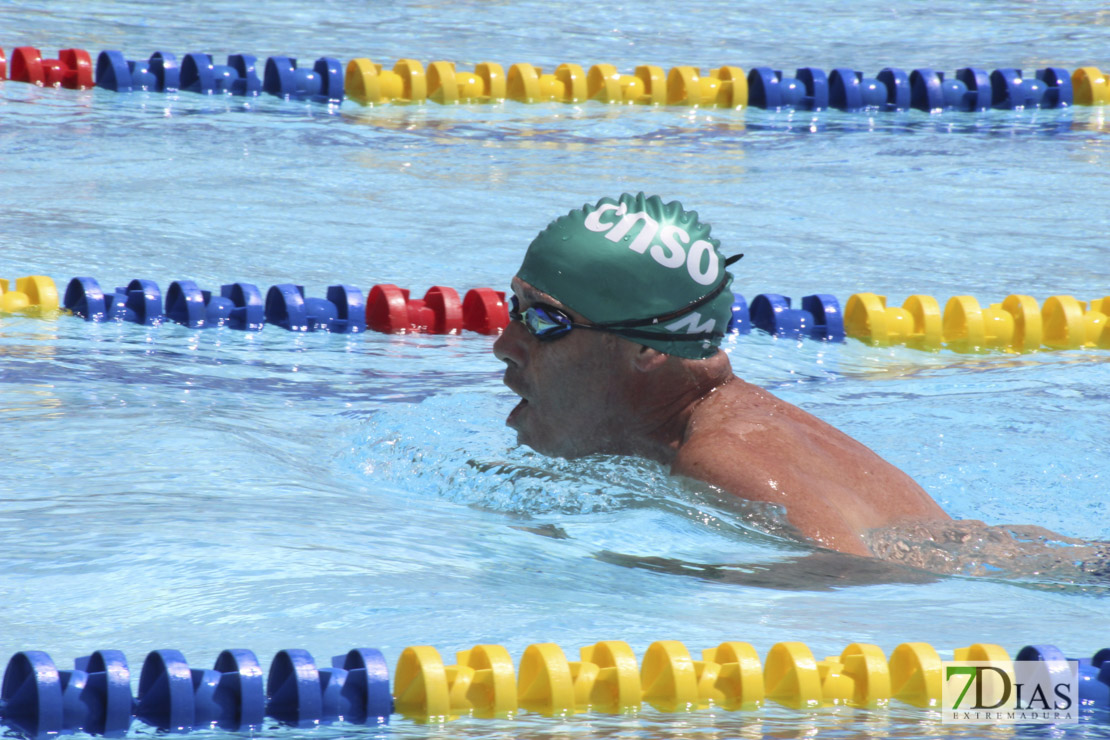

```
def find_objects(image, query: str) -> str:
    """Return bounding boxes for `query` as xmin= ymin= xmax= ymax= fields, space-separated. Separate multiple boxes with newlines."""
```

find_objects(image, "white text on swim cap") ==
xmin=665 ymin=311 xmax=717 ymax=335
xmin=583 ymin=203 xmax=720 ymax=286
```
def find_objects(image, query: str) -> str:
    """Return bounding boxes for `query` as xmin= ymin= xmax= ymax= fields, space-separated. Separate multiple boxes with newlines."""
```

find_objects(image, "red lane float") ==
xmin=367 ymin=285 xmax=464 ymax=334
xmin=1 ymin=48 xmax=6 ymax=80
xmin=365 ymin=285 xmax=510 ymax=335
xmin=9 ymin=47 xmax=93 ymax=89
xmin=462 ymin=288 xmax=510 ymax=335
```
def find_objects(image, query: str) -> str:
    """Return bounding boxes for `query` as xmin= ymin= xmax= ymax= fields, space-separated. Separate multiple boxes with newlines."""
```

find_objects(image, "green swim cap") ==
xmin=516 ymin=193 xmax=735 ymax=359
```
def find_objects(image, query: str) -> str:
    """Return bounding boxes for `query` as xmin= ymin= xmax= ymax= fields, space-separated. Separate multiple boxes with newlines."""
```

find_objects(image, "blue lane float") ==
xmin=1 ymin=651 xmax=65 ymax=739
xmin=727 ymin=293 xmax=751 ymax=333
xmin=1017 ymin=644 xmax=1110 ymax=711
xmin=134 ymin=649 xmax=196 ymax=731
xmin=180 ymin=53 xmax=262 ymax=96
xmin=64 ymin=277 xmax=368 ymax=333
xmin=778 ymin=65 xmax=1078 ymax=113
xmin=62 ymin=277 xmax=116 ymax=322
xmin=828 ymin=68 xmax=911 ymax=111
xmin=266 ymin=649 xmax=391 ymax=727
xmin=263 ymin=284 xmax=366 ymax=332
xmin=0 ymin=650 xmax=134 ymax=738
xmin=332 ymin=649 xmax=394 ymax=724
xmin=95 ymin=50 xmax=180 ymax=92
xmin=63 ymin=278 xmax=162 ymax=325
xmin=712 ymin=64 xmax=1073 ymax=112
xmin=1079 ymin=649 xmax=1110 ymax=711
xmin=94 ymin=50 xmax=337 ymax=102
xmin=134 ymin=648 xmax=268 ymax=732
xmin=72 ymin=650 xmax=134 ymax=736
xmin=748 ymin=293 xmax=845 ymax=341
xmin=748 ymin=66 xmax=829 ymax=110
xmin=909 ymin=67 xmax=991 ymax=112
xmin=65 ymin=277 xmax=268 ymax=330
xmin=262 ymin=56 xmax=344 ymax=103
xmin=164 ymin=280 xmax=265 ymax=330
xmin=990 ymin=67 xmax=1074 ymax=109
xmin=0 ymin=648 xmax=390 ymax=737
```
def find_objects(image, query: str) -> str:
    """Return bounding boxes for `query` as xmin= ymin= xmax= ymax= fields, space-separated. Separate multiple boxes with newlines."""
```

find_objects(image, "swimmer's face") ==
xmin=493 ymin=278 xmax=635 ymax=458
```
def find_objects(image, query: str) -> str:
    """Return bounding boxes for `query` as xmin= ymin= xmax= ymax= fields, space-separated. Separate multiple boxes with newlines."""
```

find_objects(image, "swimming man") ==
xmin=493 ymin=193 xmax=950 ymax=557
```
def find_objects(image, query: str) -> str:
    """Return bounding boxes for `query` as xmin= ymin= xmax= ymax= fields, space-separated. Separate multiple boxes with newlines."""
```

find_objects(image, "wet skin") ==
xmin=493 ymin=278 xmax=951 ymax=557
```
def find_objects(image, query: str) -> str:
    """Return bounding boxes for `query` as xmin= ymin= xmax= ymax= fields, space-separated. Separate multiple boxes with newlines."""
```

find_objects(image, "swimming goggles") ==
xmin=508 ymin=261 xmax=740 ymax=343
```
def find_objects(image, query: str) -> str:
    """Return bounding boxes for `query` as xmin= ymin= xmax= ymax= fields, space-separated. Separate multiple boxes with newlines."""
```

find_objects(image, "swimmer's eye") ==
xmin=509 ymin=295 xmax=576 ymax=340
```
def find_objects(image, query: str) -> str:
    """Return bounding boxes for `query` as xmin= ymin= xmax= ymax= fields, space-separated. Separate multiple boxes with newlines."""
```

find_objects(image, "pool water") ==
xmin=1 ymin=1 xmax=1109 ymax=738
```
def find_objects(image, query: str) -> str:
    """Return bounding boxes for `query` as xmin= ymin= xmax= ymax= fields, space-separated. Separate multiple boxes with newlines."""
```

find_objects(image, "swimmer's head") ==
xmin=515 ymin=193 xmax=735 ymax=359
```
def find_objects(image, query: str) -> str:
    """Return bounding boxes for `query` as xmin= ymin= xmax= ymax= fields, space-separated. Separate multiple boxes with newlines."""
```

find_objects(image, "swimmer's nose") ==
xmin=493 ymin=319 xmax=529 ymax=367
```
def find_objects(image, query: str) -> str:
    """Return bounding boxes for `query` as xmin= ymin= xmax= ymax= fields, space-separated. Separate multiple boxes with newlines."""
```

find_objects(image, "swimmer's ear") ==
xmin=632 ymin=344 xmax=668 ymax=372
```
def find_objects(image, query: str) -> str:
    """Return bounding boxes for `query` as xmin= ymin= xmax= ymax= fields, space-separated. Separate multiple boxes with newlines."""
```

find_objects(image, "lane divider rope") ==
xmin=2 ymin=45 xmax=1108 ymax=110
xmin=2 ymin=641 xmax=1106 ymax=734
xmin=4 ymin=275 xmax=1108 ymax=353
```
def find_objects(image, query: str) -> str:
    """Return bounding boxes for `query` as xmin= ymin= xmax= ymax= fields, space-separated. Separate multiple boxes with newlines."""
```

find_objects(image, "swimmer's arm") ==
xmin=595 ymin=549 xmax=939 ymax=590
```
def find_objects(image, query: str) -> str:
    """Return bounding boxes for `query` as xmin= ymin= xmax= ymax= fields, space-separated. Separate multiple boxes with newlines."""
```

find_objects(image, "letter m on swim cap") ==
xmin=666 ymin=311 xmax=716 ymax=335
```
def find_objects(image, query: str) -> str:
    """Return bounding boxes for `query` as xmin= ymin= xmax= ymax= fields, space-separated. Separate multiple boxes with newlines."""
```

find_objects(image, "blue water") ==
xmin=1 ymin=1 xmax=1109 ymax=738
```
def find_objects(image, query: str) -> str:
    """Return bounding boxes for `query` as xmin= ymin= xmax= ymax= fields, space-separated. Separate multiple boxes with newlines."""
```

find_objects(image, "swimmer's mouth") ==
xmin=507 ymin=397 xmax=528 ymax=426
xmin=502 ymin=372 xmax=530 ymax=426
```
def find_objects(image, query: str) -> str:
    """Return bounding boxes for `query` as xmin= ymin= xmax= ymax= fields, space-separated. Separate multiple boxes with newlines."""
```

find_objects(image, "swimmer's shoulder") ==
xmin=672 ymin=379 xmax=790 ymax=504
xmin=677 ymin=376 xmax=797 ymax=465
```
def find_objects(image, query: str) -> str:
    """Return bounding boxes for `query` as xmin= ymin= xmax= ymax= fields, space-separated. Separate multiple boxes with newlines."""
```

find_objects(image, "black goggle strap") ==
xmin=511 ymin=298 xmax=717 ymax=342
xmin=587 ymin=272 xmax=735 ymax=342
xmin=593 ymin=272 xmax=734 ymax=331
xmin=599 ymin=326 xmax=720 ymax=341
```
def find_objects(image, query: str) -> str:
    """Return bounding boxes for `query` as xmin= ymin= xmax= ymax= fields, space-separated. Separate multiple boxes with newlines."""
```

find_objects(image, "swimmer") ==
xmin=493 ymin=193 xmax=950 ymax=557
